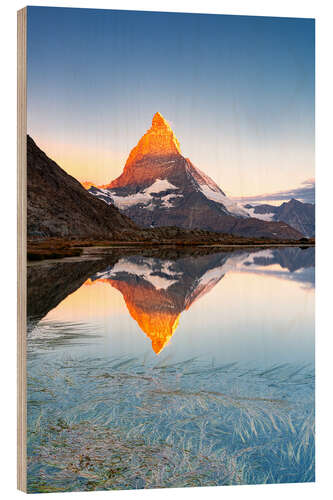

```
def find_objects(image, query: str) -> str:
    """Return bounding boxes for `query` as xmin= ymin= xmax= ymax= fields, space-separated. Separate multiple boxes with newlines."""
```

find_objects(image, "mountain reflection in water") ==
xmin=27 ymin=246 xmax=314 ymax=356
xmin=85 ymin=253 xmax=229 ymax=353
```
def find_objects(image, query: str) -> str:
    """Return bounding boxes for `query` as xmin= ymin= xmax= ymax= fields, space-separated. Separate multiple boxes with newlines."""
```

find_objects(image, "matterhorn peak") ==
xmin=151 ymin=112 xmax=171 ymax=130
xmin=124 ymin=113 xmax=181 ymax=167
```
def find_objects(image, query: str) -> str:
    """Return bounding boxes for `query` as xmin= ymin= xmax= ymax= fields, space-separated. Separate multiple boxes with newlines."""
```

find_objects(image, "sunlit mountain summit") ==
xmin=87 ymin=112 xmax=247 ymax=219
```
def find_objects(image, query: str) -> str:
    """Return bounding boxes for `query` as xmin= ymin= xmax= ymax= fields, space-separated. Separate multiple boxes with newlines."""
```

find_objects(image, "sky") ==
xmin=27 ymin=7 xmax=315 ymax=201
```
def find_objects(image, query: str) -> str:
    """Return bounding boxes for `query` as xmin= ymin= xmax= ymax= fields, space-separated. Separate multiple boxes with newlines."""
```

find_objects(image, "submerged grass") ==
xmin=27 ymin=350 xmax=315 ymax=493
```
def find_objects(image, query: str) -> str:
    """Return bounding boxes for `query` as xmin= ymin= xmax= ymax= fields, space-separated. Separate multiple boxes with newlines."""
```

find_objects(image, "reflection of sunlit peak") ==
xmin=107 ymin=279 xmax=181 ymax=355
xmin=85 ymin=249 xmax=314 ymax=356
xmin=88 ymin=254 xmax=233 ymax=355
xmin=80 ymin=276 xmax=180 ymax=353
xmin=138 ymin=311 xmax=181 ymax=355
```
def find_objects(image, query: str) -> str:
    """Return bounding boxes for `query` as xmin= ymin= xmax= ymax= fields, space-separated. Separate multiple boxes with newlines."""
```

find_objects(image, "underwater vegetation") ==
xmin=27 ymin=347 xmax=314 ymax=492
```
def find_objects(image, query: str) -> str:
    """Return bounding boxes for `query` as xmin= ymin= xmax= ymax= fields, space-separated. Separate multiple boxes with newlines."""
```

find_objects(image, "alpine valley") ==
xmin=84 ymin=113 xmax=308 ymax=239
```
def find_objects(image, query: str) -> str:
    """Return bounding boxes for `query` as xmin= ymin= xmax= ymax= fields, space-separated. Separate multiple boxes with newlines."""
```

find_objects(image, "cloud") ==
xmin=233 ymin=179 xmax=315 ymax=205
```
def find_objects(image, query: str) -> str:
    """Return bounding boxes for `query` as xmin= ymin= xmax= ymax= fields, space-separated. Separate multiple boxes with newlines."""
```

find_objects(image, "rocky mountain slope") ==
xmin=27 ymin=135 xmax=139 ymax=240
xmin=245 ymin=199 xmax=315 ymax=237
xmin=86 ymin=113 xmax=302 ymax=240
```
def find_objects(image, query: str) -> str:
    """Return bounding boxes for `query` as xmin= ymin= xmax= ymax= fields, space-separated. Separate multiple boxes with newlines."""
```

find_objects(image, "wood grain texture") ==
xmin=17 ymin=7 xmax=27 ymax=493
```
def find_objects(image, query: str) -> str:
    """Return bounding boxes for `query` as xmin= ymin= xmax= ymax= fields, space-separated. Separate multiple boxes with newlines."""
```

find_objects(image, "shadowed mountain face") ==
xmin=245 ymin=199 xmax=315 ymax=238
xmin=86 ymin=113 xmax=301 ymax=240
xmin=27 ymin=135 xmax=138 ymax=240
xmin=27 ymin=247 xmax=314 ymax=355
xmin=275 ymin=200 xmax=315 ymax=238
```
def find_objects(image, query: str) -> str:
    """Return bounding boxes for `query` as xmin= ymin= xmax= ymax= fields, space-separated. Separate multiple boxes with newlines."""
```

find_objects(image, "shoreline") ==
xmin=27 ymin=239 xmax=315 ymax=262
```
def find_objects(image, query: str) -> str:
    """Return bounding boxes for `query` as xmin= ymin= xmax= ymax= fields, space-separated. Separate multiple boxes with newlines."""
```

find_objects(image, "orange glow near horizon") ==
xmin=32 ymin=134 xmax=126 ymax=186
xmin=45 ymin=279 xmax=126 ymax=321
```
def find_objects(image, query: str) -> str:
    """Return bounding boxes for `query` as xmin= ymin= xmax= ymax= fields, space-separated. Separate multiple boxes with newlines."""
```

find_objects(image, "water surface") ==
xmin=27 ymin=246 xmax=315 ymax=492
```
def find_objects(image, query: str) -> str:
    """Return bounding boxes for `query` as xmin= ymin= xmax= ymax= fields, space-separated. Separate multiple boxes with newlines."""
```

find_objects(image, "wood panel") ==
xmin=17 ymin=6 xmax=27 ymax=493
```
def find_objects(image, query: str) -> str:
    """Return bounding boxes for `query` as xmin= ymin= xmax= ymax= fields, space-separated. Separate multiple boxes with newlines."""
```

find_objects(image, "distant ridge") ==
xmin=245 ymin=199 xmax=315 ymax=237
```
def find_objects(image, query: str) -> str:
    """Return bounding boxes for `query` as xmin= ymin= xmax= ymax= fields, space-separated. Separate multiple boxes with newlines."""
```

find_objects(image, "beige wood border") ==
xmin=17 ymin=7 xmax=27 ymax=493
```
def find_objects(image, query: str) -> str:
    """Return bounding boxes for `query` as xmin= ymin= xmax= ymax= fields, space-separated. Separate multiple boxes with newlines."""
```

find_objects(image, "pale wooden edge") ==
xmin=17 ymin=6 xmax=27 ymax=493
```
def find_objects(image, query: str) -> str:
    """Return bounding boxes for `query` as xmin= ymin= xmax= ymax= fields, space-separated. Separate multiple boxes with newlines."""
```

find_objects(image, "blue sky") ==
xmin=27 ymin=7 xmax=315 ymax=200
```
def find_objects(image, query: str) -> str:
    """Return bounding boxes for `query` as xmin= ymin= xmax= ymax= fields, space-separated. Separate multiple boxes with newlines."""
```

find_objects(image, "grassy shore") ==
xmin=27 ymin=235 xmax=315 ymax=261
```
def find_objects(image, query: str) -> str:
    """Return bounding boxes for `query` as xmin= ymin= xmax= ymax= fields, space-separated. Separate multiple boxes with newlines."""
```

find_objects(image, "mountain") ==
xmin=27 ymin=135 xmax=139 ymax=240
xmin=245 ymin=199 xmax=315 ymax=237
xmin=86 ymin=113 xmax=301 ymax=240
xmin=275 ymin=199 xmax=315 ymax=238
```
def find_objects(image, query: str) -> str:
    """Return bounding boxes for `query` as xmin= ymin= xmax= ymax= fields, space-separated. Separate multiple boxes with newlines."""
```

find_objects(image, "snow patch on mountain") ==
xmin=200 ymin=185 xmax=249 ymax=217
xmin=246 ymin=207 xmax=275 ymax=221
xmin=160 ymin=193 xmax=183 ymax=207
xmin=183 ymin=161 xmax=248 ymax=218
xmin=143 ymin=178 xmax=179 ymax=194
xmin=89 ymin=178 xmax=182 ymax=211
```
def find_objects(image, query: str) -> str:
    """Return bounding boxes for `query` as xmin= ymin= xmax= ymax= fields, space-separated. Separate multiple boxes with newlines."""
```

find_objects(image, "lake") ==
xmin=26 ymin=246 xmax=315 ymax=492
